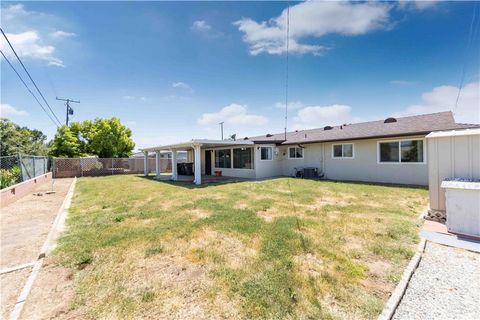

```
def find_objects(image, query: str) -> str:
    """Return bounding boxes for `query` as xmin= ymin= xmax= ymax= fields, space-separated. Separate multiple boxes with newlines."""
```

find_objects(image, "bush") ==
xmin=0 ymin=166 xmax=21 ymax=189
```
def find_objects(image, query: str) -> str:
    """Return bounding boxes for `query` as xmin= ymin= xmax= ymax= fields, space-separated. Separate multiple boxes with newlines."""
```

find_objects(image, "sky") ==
xmin=1 ymin=1 xmax=479 ymax=150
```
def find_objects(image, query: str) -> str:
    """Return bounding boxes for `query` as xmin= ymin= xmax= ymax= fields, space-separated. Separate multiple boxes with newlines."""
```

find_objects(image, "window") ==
xmin=288 ymin=147 xmax=304 ymax=159
xmin=332 ymin=143 xmax=354 ymax=159
xmin=378 ymin=139 xmax=424 ymax=163
xmin=233 ymin=148 xmax=253 ymax=169
xmin=260 ymin=147 xmax=273 ymax=161
xmin=215 ymin=149 xmax=231 ymax=168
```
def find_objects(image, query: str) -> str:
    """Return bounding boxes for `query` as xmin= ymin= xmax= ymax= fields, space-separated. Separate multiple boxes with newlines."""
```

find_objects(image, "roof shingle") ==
xmin=248 ymin=111 xmax=479 ymax=145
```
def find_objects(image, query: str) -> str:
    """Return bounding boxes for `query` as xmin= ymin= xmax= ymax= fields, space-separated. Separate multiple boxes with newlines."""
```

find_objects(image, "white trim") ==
xmin=141 ymin=139 xmax=253 ymax=152
xmin=260 ymin=146 xmax=273 ymax=161
xmin=331 ymin=143 xmax=355 ymax=159
xmin=426 ymin=128 xmax=480 ymax=138
xmin=377 ymin=138 xmax=427 ymax=164
xmin=288 ymin=146 xmax=304 ymax=159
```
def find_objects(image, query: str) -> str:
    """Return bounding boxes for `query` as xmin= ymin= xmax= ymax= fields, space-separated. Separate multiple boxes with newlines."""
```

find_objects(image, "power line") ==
xmin=1 ymin=27 xmax=62 ymax=126
xmin=284 ymin=5 xmax=290 ymax=141
xmin=454 ymin=2 xmax=479 ymax=114
xmin=0 ymin=50 xmax=59 ymax=128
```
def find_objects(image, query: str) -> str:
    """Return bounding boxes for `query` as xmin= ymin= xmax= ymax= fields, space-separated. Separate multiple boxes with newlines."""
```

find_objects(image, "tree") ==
xmin=82 ymin=118 xmax=135 ymax=158
xmin=48 ymin=117 xmax=135 ymax=158
xmin=0 ymin=118 xmax=48 ymax=156
xmin=48 ymin=125 xmax=83 ymax=157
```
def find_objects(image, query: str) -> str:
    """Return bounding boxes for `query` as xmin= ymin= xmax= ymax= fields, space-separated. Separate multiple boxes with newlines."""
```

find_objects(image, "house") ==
xmin=141 ymin=111 xmax=478 ymax=185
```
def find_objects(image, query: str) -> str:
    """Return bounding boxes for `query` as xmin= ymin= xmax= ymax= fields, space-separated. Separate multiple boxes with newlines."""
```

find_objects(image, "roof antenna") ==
xmin=284 ymin=5 xmax=290 ymax=141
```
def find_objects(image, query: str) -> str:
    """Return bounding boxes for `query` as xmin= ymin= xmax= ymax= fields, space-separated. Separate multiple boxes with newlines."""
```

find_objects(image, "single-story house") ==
xmin=141 ymin=111 xmax=479 ymax=185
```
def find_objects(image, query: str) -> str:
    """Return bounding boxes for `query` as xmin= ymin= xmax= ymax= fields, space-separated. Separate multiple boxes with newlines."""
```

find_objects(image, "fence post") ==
xmin=112 ymin=158 xmax=114 ymax=175
xmin=80 ymin=158 xmax=83 ymax=177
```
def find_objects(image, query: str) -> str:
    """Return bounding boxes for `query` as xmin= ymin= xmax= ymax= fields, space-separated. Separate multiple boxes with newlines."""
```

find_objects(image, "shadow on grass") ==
xmin=138 ymin=174 xmax=427 ymax=190
xmin=138 ymin=174 xmax=250 ymax=189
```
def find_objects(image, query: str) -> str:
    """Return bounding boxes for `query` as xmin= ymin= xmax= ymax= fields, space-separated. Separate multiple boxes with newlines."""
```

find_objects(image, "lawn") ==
xmin=55 ymin=175 xmax=427 ymax=319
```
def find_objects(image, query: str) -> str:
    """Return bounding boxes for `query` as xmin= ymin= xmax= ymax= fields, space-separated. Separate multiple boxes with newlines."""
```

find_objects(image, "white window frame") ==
xmin=332 ymin=143 xmax=355 ymax=159
xmin=288 ymin=146 xmax=304 ymax=159
xmin=260 ymin=146 xmax=273 ymax=161
xmin=377 ymin=138 xmax=426 ymax=164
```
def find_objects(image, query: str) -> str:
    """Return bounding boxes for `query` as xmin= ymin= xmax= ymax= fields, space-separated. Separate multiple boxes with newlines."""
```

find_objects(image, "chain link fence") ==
xmin=52 ymin=157 xmax=177 ymax=178
xmin=0 ymin=155 xmax=49 ymax=189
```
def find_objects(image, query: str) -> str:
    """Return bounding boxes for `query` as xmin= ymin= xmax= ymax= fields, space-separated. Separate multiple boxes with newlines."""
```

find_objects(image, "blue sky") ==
xmin=1 ymin=1 xmax=479 ymax=150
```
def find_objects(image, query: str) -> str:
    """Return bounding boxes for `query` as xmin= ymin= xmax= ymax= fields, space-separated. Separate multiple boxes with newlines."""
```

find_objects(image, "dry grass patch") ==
xmin=52 ymin=175 xmax=428 ymax=319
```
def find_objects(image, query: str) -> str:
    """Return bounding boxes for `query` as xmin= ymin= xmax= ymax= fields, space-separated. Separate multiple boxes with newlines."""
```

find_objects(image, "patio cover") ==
xmin=141 ymin=139 xmax=254 ymax=184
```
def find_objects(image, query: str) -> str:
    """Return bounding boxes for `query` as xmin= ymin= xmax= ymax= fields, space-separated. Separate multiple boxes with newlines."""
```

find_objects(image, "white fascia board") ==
xmin=426 ymin=128 xmax=480 ymax=139
xmin=141 ymin=139 xmax=254 ymax=152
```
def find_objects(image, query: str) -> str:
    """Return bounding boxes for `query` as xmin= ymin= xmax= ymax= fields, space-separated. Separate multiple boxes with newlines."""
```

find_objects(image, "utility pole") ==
xmin=56 ymin=97 xmax=80 ymax=126
xmin=219 ymin=122 xmax=224 ymax=140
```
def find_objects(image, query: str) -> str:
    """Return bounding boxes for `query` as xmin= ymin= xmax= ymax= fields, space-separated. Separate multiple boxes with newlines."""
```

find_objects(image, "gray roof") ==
xmin=248 ymin=111 xmax=479 ymax=145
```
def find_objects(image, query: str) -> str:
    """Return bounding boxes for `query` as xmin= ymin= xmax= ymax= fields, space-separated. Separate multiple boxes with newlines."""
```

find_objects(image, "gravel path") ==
xmin=393 ymin=241 xmax=480 ymax=320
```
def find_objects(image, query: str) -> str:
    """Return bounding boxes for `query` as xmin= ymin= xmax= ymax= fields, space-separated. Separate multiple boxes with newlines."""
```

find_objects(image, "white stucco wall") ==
xmin=196 ymin=136 xmax=431 ymax=186
xmin=323 ymin=136 xmax=428 ymax=185
xmin=254 ymin=145 xmax=283 ymax=179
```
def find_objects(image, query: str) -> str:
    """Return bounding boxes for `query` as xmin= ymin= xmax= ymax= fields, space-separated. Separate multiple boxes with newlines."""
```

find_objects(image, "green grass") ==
xmin=55 ymin=175 xmax=427 ymax=319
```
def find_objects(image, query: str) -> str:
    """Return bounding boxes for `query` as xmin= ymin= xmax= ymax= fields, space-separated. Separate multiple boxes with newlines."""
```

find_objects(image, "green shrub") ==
xmin=0 ymin=166 xmax=21 ymax=189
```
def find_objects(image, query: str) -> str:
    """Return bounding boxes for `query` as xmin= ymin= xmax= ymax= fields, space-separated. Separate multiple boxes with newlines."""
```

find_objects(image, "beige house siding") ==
xmin=427 ymin=130 xmax=480 ymax=212
xmin=322 ymin=136 xmax=428 ymax=185
xmin=255 ymin=145 xmax=283 ymax=179
xmin=194 ymin=135 xmax=431 ymax=186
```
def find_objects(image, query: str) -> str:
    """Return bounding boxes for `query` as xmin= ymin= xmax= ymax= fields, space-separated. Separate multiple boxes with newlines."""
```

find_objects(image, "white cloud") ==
xmin=0 ymin=103 xmax=29 ymax=116
xmin=122 ymin=95 xmax=147 ymax=101
xmin=0 ymin=4 xmax=74 ymax=67
xmin=275 ymin=101 xmax=306 ymax=110
xmin=191 ymin=20 xmax=212 ymax=32
xmin=50 ymin=30 xmax=77 ymax=39
xmin=397 ymin=1 xmax=439 ymax=11
xmin=0 ymin=31 xmax=65 ymax=67
xmin=390 ymin=80 xmax=417 ymax=86
xmin=392 ymin=82 xmax=480 ymax=124
xmin=172 ymin=82 xmax=193 ymax=92
xmin=234 ymin=1 xmax=390 ymax=56
xmin=198 ymin=104 xmax=268 ymax=126
xmin=0 ymin=3 xmax=28 ymax=21
xmin=293 ymin=104 xmax=355 ymax=129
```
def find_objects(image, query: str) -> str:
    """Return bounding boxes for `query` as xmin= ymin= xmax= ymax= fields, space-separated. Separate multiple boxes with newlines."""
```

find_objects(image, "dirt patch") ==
xmin=128 ymin=243 xmax=243 ymax=319
xmin=189 ymin=208 xmax=210 ymax=219
xmin=20 ymin=257 xmax=81 ymax=320
xmin=0 ymin=267 xmax=32 ymax=319
xmin=188 ymin=229 xmax=257 ymax=268
xmin=234 ymin=202 xmax=248 ymax=210
xmin=321 ymin=294 xmax=355 ymax=320
xmin=294 ymin=253 xmax=324 ymax=277
xmin=257 ymin=207 xmax=278 ymax=222
xmin=1 ymin=178 xmax=74 ymax=269
xmin=360 ymin=258 xmax=394 ymax=296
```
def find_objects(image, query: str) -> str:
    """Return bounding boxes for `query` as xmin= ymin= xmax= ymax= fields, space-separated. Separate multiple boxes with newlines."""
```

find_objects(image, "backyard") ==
xmin=50 ymin=175 xmax=427 ymax=319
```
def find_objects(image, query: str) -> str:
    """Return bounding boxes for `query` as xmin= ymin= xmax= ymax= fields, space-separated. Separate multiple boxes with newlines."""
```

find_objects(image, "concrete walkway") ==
xmin=392 ymin=241 xmax=480 ymax=320
xmin=0 ymin=178 xmax=74 ymax=319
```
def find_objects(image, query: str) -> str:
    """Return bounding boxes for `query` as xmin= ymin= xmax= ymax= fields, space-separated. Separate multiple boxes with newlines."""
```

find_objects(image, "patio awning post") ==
xmin=155 ymin=151 xmax=161 ymax=178
xmin=193 ymin=145 xmax=201 ymax=185
xmin=171 ymin=150 xmax=178 ymax=181
xmin=143 ymin=151 xmax=148 ymax=176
